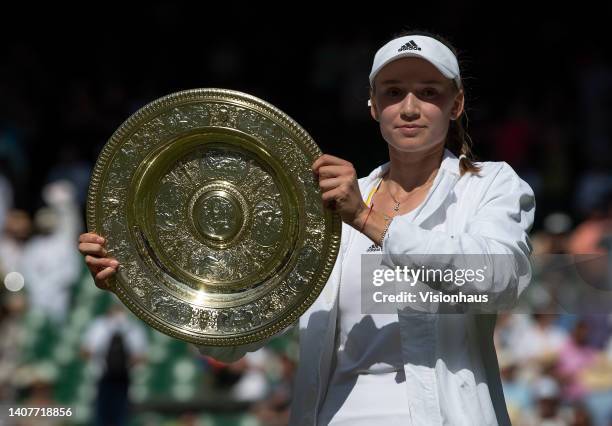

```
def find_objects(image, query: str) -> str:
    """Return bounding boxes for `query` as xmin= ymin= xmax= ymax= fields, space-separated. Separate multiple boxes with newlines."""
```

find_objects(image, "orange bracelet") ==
xmin=359 ymin=203 xmax=374 ymax=233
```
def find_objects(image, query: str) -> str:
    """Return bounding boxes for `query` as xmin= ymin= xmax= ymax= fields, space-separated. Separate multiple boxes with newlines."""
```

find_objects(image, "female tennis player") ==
xmin=79 ymin=30 xmax=535 ymax=425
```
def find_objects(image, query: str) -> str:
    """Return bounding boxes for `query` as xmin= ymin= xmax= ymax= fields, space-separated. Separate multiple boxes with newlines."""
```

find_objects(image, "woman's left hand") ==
xmin=312 ymin=154 xmax=368 ymax=229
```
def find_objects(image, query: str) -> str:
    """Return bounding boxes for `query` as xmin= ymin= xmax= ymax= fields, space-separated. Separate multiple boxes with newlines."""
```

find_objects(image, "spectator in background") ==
xmin=566 ymin=194 xmax=612 ymax=312
xmin=524 ymin=375 xmax=573 ymax=426
xmin=251 ymin=352 xmax=294 ymax=426
xmin=20 ymin=181 xmax=82 ymax=324
xmin=0 ymin=209 xmax=32 ymax=277
xmin=567 ymin=192 xmax=612 ymax=256
xmin=45 ymin=144 xmax=92 ymax=208
xmin=515 ymin=314 xmax=569 ymax=367
xmin=81 ymin=302 xmax=148 ymax=426
xmin=498 ymin=350 xmax=533 ymax=425
xmin=204 ymin=347 xmax=269 ymax=403
xmin=532 ymin=212 xmax=574 ymax=255
xmin=229 ymin=348 xmax=270 ymax=403
xmin=0 ymin=291 xmax=27 ymax=403
xmin=557 ymin=320 xmax=600 ymax=401
xmin=556 ymin=319 xmax=612 ymax=426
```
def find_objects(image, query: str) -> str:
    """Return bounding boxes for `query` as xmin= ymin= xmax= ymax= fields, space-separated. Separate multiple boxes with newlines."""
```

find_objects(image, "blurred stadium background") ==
xmin=1 ymin=6 xmax=612 ymax=426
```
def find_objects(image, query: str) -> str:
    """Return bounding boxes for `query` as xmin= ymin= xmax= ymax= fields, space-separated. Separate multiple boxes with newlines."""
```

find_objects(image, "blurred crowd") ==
xmin=1 ymin=18 xmax=612 ymax=426
xmin=491 ymin=194 xmax=612 ymax=425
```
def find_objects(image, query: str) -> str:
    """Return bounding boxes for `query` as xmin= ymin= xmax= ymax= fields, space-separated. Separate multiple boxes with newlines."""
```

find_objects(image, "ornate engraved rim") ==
xmin=87 ymin=88 xmax=342 ymax=346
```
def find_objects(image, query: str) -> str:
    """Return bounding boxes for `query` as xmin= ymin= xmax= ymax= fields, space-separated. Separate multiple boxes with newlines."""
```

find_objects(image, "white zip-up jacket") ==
xmin=198 ymin=148 xmax=536 ymax=425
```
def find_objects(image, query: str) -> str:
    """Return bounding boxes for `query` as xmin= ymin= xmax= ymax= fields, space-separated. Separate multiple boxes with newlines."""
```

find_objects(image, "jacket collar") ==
xmin=364 ymin=148 xmax=460 ymax=185
xmin=360 ymin=148 xmax=461 ymax=225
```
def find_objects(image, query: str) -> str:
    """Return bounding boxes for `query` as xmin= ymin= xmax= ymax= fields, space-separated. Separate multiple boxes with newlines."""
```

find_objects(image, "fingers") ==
xmin=317 ymin=176 xmax=345 ymax=192
xmin=311 ymin=154 xmax=351 ymax=173
xmin=78 ymin=242 xmax=107 ymax=257
xmin=314 ymin=165 xmax=356 ymax=180
xmin=321 ymin=186 xmax=346 ymax=203
xmin=78 ymin=233 xmax=116 ymax=292
xmin=85 ymin=255 xmax=119 ymax=269
xmin=78 ymin=233 xmax=108 ymax=257
xmin=79 ymin=233 xmax=105 ymax=245
xmin=93 ymin=268 xmax=116 ymax=291
xmin=95 ymin=267 xmax=117 ymax=282
xmin=316 ymin=174 xmax=349 ymax=212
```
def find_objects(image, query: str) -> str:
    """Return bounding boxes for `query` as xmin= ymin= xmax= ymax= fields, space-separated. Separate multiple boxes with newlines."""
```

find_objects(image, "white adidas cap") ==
xmin=369 ymin=35 xmax=461 ymax=89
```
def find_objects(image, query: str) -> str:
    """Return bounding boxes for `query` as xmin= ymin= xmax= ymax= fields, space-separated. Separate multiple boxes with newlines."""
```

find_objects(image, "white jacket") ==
xmin=198 ymin=148 xmax=535 ymax=425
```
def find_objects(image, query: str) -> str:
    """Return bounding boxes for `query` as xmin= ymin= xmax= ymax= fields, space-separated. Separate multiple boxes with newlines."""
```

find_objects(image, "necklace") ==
xmin=383 ymin=171 xmax=437 ymax=213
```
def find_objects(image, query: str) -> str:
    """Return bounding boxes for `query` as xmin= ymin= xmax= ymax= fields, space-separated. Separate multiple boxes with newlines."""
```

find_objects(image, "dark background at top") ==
xmin=1 ymin=4 xmax=611 ymax=231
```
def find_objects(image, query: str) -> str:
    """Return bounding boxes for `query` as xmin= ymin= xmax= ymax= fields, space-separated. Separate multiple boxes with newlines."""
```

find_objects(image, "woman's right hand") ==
xmin=78 ymin=232 xmax=119 ymax=291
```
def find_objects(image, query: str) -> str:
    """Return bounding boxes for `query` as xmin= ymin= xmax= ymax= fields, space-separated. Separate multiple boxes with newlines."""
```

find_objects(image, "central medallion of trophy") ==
xmin=189 ymin=183 xmax=247 ymax=246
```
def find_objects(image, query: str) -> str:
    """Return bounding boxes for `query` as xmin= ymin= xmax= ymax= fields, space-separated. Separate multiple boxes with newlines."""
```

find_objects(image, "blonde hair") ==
xmin=370 ymin=29 xmax=481 ymax=176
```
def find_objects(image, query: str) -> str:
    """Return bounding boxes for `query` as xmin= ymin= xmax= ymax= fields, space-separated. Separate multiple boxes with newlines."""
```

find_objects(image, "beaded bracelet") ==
xmin=378 ymin=214 xmax=393 ymax=247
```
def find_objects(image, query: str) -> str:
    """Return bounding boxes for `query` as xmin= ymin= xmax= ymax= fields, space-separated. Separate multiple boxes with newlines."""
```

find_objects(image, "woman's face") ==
xmin=370 ymin=57 xmax=464 ymax=153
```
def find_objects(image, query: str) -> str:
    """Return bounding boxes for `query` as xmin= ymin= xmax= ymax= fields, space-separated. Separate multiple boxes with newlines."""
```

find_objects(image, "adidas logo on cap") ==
xmin=398 ymin=40 xmax=421 ymax=52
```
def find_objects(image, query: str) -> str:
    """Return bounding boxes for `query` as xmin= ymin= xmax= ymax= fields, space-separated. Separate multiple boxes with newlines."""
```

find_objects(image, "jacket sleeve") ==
xmin=195 ymin=322 xmax=296 ymax=362
xmin=381 ymin=162 xmax=535 ymax=311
